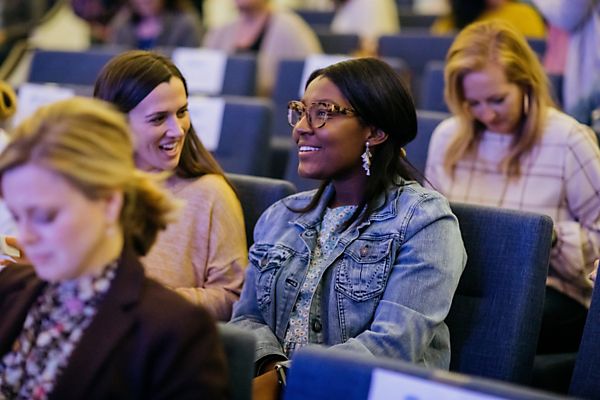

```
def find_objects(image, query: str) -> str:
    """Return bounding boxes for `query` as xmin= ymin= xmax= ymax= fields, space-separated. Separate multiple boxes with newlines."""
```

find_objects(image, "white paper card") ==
xmin=299 ymin=54 xmax=352 ymax=97
xmin=172 ymin=48 xmax=227 ymax=95
xmin=187 ymin=96 xmax=225 ymax=152
xmin=14 ymin=83 xmax=75 ymax=126
xmin=368 ymin=369 xmax=506 ymax=400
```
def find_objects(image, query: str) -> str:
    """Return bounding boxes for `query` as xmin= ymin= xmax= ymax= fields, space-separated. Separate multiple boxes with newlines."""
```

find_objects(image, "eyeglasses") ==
xmin=287 ymin=100 xmax=356 ymax=129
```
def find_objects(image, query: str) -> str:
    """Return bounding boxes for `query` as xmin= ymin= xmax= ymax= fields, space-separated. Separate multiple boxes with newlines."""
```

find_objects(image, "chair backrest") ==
xmin=217 ymin=323 xmax=256 ymax=400
xmin=212 ymin=97 xmax=273 ymax=176
xmin=420 ymin=60 xmax=448 ymax=112
xmin=295 ymin=9 xmax=335 ymax=31
xmin=447 ymin=203 xmax=553 ymax=384
xmin=28 ymin=48 xmax=257 ymax=97
xmin=378 ymin=33 xmax=454 ymax=105
xmin=378 ymin=34 xmax=454 ymax=73
xmin=405 ymin=109 xmax=449 ymax=181
xmin=227 ymin=173 xmax=297 ymax=248
xmin=547 ymin=73 xmax=563 ymax=108
xmin=284 ymin=347 xmax=568 ymax=400
xmin=569 ymin=285 xmax=600 ymax=398
xmin=219 ymin=54 xmax=257 ymax=96
xmin=399 ymin=13 xmax=438 ymax=31
xmin=527 ymin=38 xmax=547 ymax=58
xmin=27 ymin=48 xmax=122 ymax=86
xmin=316 ymin=31 xmax=361 ymax=55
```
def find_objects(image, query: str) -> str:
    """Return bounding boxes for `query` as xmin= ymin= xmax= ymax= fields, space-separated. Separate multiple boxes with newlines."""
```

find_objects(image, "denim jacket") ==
xmin=230 ymin=181 xmax=466 ymax=369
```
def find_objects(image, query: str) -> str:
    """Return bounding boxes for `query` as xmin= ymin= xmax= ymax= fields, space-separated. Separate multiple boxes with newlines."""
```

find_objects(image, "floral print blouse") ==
xmin=283 ymin=206 xmax=357 ymax=356
xmin=0 ymin=263 xmax=117 ymax=400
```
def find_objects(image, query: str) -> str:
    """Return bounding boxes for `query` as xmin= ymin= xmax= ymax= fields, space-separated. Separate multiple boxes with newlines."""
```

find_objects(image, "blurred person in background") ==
xmin=330 ymin=0 xmax=400 ymax=55
xmin=108 ymin=0 xmax=203 ymax=49
xmin=71 ymin=0 xmax=126 ymax=43
xmin=0 ymin=0 xmax=51 ymax=63
xmin=532 ymin=0 xmax=600 ymax=127
xmin=432 ymin=0 xmax=545 ymax=38
xmin=203 ymin=0 xmax=322 ymax=96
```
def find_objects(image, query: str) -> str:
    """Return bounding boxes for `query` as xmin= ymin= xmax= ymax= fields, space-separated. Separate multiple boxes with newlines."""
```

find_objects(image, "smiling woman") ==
xmin=94 ymin=50 xmax=247 ymax=321
xmin=425 ymin=20 xmax=600 ymax=355
xmin=230 ymin=57 xmax=466 ymax=399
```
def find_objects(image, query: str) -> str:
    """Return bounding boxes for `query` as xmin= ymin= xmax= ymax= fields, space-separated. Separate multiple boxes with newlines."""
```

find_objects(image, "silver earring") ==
xmin=361 ymin=142 xmax=372 ymax=176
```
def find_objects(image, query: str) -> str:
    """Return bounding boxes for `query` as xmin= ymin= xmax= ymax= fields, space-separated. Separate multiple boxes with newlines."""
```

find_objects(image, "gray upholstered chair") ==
xmin=227 ymin=173 xmax=297 ymax=248
xmin=217 ymin=323 xmax=256 ymax=400
xmin=448 ymin=202 xmax=553 ymax=384
xmin=405 ymin=109 xmax=449 ymax=181
xmin=569 ymin=284 xmax=600 ymax=398
xmin=284 ymin=347 xmax=567 ymax=400
xmin=211 ymin=97 xmax=273 ymax=176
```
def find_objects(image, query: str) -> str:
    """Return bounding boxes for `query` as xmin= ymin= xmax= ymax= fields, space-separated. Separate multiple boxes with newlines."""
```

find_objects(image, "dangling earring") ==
xmin=523 ymin=93 xmax=530 ymax=115
xmin=361 ymin=142 xmax=372 ymax=176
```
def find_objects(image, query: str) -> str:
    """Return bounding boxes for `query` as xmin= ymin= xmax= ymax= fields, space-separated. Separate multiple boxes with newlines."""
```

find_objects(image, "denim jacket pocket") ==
xmin=335 ymin=237 xmax=393 ymax=302
xmin=249 ymin=244 xmax=293 ymax=310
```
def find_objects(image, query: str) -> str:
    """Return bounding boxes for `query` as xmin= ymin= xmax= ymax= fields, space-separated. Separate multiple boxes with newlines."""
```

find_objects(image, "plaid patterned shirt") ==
xmin=426 ymin=108 xmax=600 ymax=307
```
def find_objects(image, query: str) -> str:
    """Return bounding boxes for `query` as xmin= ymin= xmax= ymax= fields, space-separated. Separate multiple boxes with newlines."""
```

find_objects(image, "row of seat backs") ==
xmin=27 ymin=47 xmax=257 ymax=97
xmin=216 ymin=191 xmax=556 ymax=398
xmin=284 ymin=347 xmax=567 ymax=400
xmin=20 ymin=49 xmax=273 ymax=176
xmin=296 ymin=8 xmax=448 ymax=33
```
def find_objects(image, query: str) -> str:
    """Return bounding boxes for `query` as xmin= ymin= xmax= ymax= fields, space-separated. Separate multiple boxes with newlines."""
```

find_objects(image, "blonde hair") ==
xmin=0 ymin=81 xmax=17 ymax=121
xmin=443 ymin=20 xmax=553 ymax=176
xmin=0 ymin=97 xmax=179 ymax=256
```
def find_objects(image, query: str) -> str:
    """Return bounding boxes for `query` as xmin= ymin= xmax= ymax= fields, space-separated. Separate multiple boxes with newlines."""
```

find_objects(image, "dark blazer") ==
xmin=0 ymin=247 xmax=228 ymax=400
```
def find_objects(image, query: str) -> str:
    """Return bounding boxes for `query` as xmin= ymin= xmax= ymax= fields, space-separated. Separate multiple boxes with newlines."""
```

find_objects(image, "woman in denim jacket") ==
xmin=230 ymin=58 xmax=466 ymax=389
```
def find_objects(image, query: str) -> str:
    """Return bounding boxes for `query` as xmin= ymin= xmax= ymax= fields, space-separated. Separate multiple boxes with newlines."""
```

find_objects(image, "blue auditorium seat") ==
xmin=285 ymin=346 xmax=567 ymax=400
xmin=217 ymin=323 xmax=256 ymax=400
xmin=227 ymin=173 xmax=296 ymax=248
xmin=447 ymin=203 xmax=553 ymax=384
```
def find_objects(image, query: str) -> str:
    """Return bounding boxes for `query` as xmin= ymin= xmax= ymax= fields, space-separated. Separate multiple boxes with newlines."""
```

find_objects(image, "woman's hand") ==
xmin=590 ymin=259 xmax=599 ymax=283
xmin=0 ymin=236 xmax=29 ymax=266
xmin=252 ymin=368 xmax=280 ymax=400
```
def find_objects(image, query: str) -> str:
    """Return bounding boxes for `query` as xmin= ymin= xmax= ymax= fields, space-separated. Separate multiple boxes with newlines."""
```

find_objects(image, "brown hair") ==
xmin=94 ymin=50 xmax=226 ymax=180
xmin=0 ymin=97 xmax=179 ymax=256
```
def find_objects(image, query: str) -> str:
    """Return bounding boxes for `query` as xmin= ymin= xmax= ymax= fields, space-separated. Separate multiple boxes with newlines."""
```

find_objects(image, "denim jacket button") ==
xmin=360 ymin=245 xmax=369 ymax=257
xmin=311 ymin=318 xmax=322 ymax=332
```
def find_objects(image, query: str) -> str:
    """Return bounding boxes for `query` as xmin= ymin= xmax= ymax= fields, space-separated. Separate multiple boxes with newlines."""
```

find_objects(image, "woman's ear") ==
xmin=368 ymin=128 xmax=388 ymax=146
xmin=104 ymin=191 xmax=124 ymax=226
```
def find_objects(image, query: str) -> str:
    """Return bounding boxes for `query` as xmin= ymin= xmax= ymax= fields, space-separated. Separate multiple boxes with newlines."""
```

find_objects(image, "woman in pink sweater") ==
xmin=94 ymin=50 xmax=248 ymax=321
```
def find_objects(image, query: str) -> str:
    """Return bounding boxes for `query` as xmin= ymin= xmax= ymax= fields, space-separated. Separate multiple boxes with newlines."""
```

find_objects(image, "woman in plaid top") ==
xmin=426 ymin=20 xmax=600 ymax=354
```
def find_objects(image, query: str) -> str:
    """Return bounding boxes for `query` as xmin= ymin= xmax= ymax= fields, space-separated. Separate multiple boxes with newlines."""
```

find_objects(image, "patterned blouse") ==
xmin=0 ymin=263 xmax=117 ymax=400
xmin=283 ymin=205 xmax=357 ymax=356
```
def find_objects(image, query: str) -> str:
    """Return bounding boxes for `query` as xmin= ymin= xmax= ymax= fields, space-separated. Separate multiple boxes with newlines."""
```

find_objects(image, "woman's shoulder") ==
xmin=0 ymin=264 xmax=38 ymax=291
xmin=253 ymin=188 xmax=316 ymax=224
xmin=429 ymin=116 xmax=460 ymax=145
xmin=393 ymin=181 xmax=451 ymax=209
xmin=542 ymin=108 xmax=597 ymax=145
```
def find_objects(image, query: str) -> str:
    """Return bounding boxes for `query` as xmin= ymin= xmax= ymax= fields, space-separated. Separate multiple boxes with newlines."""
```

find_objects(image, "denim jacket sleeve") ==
xmin=329 ymin=192 xmax=466 ymax=368
xmin=229 ymin=203 xmax=289 ymax=364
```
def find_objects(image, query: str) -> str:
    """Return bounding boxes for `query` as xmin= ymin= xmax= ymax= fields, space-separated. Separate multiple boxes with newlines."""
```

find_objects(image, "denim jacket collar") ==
xmin=290 ymin=180 xmax=409 ymax=234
